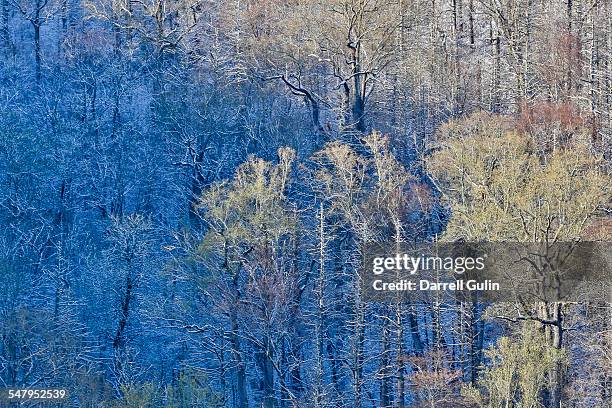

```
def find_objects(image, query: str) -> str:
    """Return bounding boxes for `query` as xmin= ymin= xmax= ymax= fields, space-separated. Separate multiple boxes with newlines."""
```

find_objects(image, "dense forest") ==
xmin=1 ymin=0 xmax=611 ymax=406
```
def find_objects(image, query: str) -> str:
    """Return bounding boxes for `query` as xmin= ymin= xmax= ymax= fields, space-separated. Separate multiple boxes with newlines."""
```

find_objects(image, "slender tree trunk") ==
xmin=566 ymin=0 xmax=573 ymax=93
xmin=113 ymin=265 xmax=133 ymax=377
xmin=470 ymin=299 xmax=484 ymax=384
xmin=380 ymin=311 xmax=391 ymax=407
xmin=0 ymin=0 xmax=10 ymax=56
xmin=396 ymin=303 xmax=405 ymax=408
xmin=409 ymin=307 xmax=423 ymax=353
xmin=315 ymin=204 xmax=326 ymax=407
xmin=33 ymin=21 xmax=41 ymax=83
xmin=491 ymin=21 xmax=501 ymax=112
xmin=353 ymin=247 xmax=365 ymax=408
xmin=588 ymin=5 xmax=597 ymax=113
xmin=230 ymin=271 xmax=248 ymax=408
xmin=469 ymin=0 xmax=475 ymax=47
xmin=352 ymin=47 xmax=366 ymax=133
xmin=353 ymin=302 xmax=365 ymax=408
xmin=261 ymin=336 xmax=275 ymax=408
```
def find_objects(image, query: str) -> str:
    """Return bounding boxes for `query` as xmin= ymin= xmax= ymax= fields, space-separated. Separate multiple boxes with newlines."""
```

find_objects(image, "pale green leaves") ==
xmin=426 ymin=112 xmax=611 ymax=242
xmin=196 ymin=148 xmax=297 ymax=263
xmin=462 ymin=324 xmax=567 ymax=408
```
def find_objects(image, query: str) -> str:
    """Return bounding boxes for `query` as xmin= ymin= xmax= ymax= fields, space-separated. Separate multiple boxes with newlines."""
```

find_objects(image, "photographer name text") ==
xmin=372 ymin=279 xmax=500 ymax=292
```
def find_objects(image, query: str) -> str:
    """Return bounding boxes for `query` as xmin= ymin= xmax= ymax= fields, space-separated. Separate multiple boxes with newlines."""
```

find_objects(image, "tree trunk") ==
xmin=396 ymin=303 xmax=406 ymax=408
xmin=230 ymin=271 xmax=248 ymax=408
xmin=353 ymin=302 xmax=364 ymax=408
xmin=113 ymin=269 xmax=133 ymax=376
xmin=33 ymin=21 xmax=41 ymax=83
xmin=260 ymin=336 xmax=275 ymax=408
xmin=539 ymin=302 xmax=565 ymax=408
xmin=0 ymin=0 xmax=10 ymax=56
xmin=315 ymin=204 xmax=326 ymax=406
xmin=380 ymin=310 xmax=391 ymax=407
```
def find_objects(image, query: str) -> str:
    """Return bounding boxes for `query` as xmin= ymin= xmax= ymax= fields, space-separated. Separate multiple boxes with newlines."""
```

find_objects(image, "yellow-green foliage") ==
xmin=311 ymin=133 xmax=414 ymax=242
xmin=165 ymin=371 xmax=224 ymax=408
xmin=311 ymin=140 xmax=369 ymax=218
xmin=363 ymin=132 xmax=410 ymax=198
xmin=108 ymin=383 xmax=159 ymax=408
xmin=109 ymin=371 xmax=223 ymax=408
xmin=427 ymin=112 xmax=610 ymax=241
xmin=462 ymin=324 xmax=567 ymax=408
xmin=197 ymin=148 xmax=297 ymax=263
xmin=363 ymin=132 xmax=412 ymax=219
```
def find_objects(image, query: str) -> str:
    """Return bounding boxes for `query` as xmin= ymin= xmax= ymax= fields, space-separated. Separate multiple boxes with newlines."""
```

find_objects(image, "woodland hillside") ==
xmin=0 ymin=0 xmax=611 ymax=407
